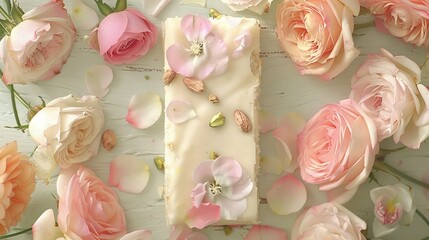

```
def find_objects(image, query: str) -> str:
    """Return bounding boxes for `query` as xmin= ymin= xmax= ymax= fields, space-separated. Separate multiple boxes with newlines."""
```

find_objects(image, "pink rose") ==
xmin=0 ymin=142 xmax=36 ymax=234
xmin=0 ymin=0 xmax=76 ymax=84
xmin=350 ymin=49 xmax=429 ymax=148
xmin=291 ymin=202 xmax=367 ymax=240
xmin=56 ymin=166 xmax=126 ymax=239
xmin=297 ymin=99 xmax=378 ymax=203
xmin=360 ymin=0 xmax=429 ymax=47
xmin=94 ymin=8 xmax=158 ymax=65
xmin=275 ymin=0 xmax=360 ymax=80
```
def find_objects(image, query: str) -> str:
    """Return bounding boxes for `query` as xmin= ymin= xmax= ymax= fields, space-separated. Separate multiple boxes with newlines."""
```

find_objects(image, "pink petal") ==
xmin=120 ymin=229 xmax=152 ymax=240
xmin=181 ymin=15 xmax=212 ymax=41
xmin=109 ymin=155 xmax=150 ymax=194
xmin=216 ymin=197 xmax=247 ymax=220
xmin=142 ymin=0 xmax=171 ymax=16
xmin=32 ymin=209 xmax=64 ymax=240
xmin=166 ymin=44 xmax=196 ymax=78
xmin=186 ymin=203 xmax=220 ymax=229
xmin=166 ymin=99 xmax=197 ymax=124
xmin=196 ymin=34 xmax=229 ymax=80
xmin=126 ymin=92 xmax=162 ymax=129
xmin=211 ymin=156 xmax=242 ymax=186
xmin=191 ymin=183 xmax=208 ymax=207
xmin=97 ymin=11 xmax=128 ymax=55
xmin=193 ymin=160 xmax=214 ymax=183
xmin=244 ymin=225 xmax=288 ymax=240
xmin=85 ymin=64 xmax=113 ymax=98
xmin=259 ymin=111 xmax=277 ymax=133
xmin=57 ymin=165 xmax=79 ymax=198
xmin=266 ymin=174 xmax=307 ymax=215
xmin=222 ymin=170 xmax=253 ymax=200
xmin=232 ymin=33 xmax=251 ymax=59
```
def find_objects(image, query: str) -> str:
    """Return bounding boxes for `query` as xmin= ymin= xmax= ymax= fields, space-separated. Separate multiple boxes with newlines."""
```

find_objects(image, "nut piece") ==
xmin=102 ymin=129 xmax=117 ymax=151
xmin=210 ymin=151 xmax=219 ymax=160
xmin=163 ymin=69 xmax=176 ymax=85
xmin=208 ymin=94 xmax=219 ymax=103
xmin=154 ymin=156 xmax=165 ymax=171
xmin=234 ymin=110 xmax=252 ymax=133
xmin=183 ymin=77 xmax=204 ymax=93
xmin=209 ymin=112 xmax=225 ymax=128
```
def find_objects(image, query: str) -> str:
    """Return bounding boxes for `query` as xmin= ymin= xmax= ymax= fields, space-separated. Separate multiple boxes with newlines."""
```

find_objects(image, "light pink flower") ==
xmin=350 ymin=49 xmax=429 ymax=148
xmin=360 ymin=0 xmax=429 ymax=47
xmin=93 ymin=8 xmax=158 ymax=65
xmin=188 ymin=156 xmax=253 ymax=228
xmin=56 ymin=166 xmax=126 ymax=239
xmin=297 ymin=99 xmax=378 ymax=203
xmin=291 ymin=202 xmax=367 ymax=240
xmin=276 ymin=0 xmax=360 ymax=80
xmin=0 ymin=142 xmax=36 ymax=234
xmin=0 ymin=0 xmax=76 ymax=84
xmin=370 ymin=183 xmax=416 ymax=238
xmin=166 ymin=15 xmax=229 ymax=81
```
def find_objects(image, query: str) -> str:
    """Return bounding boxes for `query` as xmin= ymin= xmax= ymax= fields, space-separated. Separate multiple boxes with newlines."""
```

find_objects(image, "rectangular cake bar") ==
xmin=163 ymin=15 xmax=260 ymax=227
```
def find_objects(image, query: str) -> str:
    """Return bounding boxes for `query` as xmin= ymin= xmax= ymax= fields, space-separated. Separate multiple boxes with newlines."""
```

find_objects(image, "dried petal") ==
xmin=109 ymin=155 xmax=150 ymax=194
xmin=166 ymin=99 xmax=197 ymax=124
xmin=85 ymin=64 xmax=113 ymax=98
xmin=267 ymin=174 xmax=307 ymax=215
xmin=126 ymin=92 xmax=162 ymax=129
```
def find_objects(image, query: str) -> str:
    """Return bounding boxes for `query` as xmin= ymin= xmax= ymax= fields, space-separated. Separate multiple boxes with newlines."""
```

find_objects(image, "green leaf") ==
xmin=10 ymin=1 xmax=23 ymax=24
xmin=114 ymin=0 xmax=127 ymax=12
xmin=3 ymin=0 xmax=11 ymax=14
xmin=95 ymin=0 xmax=114 ymax=16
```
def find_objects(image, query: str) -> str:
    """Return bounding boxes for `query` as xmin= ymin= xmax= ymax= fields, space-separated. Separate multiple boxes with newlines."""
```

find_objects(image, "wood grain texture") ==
xmin=0 ymin=0 xmax=428 ymax=239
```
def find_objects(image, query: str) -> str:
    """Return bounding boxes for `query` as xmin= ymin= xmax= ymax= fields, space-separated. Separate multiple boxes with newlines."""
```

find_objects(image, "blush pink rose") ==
xmin=56 ymin=166 xmax=126 ymax=240
xmin=360 ymin=0 xmax=429 ymax=47
xmin=350 ymin=49 xmax=429 ymax=148
xmin=94 ymin=8 xmax=158 ymax=65
xmin=291 ymin=202 xmax=367 ymax=240
xmin=0 ymin=142 xmax=36 ymax=234
xmin=297 ymin=99 xmax=378 ymax=203
xmin=276 ymin=0 xmax=360 ymax=80
xmin=0 ymin=0 xmax=76 ymax=84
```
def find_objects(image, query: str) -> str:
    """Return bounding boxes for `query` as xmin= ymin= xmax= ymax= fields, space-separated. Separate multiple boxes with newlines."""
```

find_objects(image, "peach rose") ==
xmin=0 ymin=0 xmax=76 ymax=84
xmin=0 ymin=142 xmax=36 ymax=234
xmin=93 ymin=8 xmax=158 ymax=65
xmin=360 ymin=0 xmax=429 ymax=47
xmin=56 ymin=166 xmax=126 ymax=239
xmin=350 ymin=49 xmax=429 ymax=148
xmin=291 ymin=202 xmax=367 ymax=240
xmin=297 ymin=99 xmax=378 ymax=203
xmin=276 ymin=0 xmax=360 ymax=80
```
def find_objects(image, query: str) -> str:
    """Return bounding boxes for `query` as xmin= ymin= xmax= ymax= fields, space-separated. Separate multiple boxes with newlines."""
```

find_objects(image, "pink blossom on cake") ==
xmin=297 ymin=99 xmax=378 ymax=203
xmin=0 ymin=142 xmax=36 ymax=234
xmin=350 ymin=49 xmax=429 ymax=149
xmin=360 ymin=0 xmax=429 ymax=47
xmin=275 ymin=0 xmax=360 ymax=80
xmin=91 ymin=8 xmax=158 ymax=65
xmin=187 ymin=156 xmax=253 ymax=228
xmin=166 ymin=15 xmax=229 ymax=81
xmin=0 ymin=0 xmax=76 ymax=84
xmin=370 ymin=183 xmax=416 ymax=238
xmin=291 ymin=202 xmax=367 ymax=240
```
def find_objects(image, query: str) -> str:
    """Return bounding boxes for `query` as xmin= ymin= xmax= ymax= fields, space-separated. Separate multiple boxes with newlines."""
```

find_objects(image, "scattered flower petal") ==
xmin=32 ymin=209 xmax=64 ymax=240
xmin=166 ymin=99 xmax=197 ymax=124
xmin=260 ymin=133 xmax=284 ymax=175
xmin=142 ymin=0 xmax=171 ymax=16
xmin=267 ymin=174 xmax=307 ymax=215
xmin=109 ymin=155 xmax=150 ymax=194
xmin=244 ymin=225 xmax=288 ymax=240
xmin=66 ymin=0 xmax=99 ymax=30
xmin=259 ymin=111 xmax=277 ymax=133
xmin=126 ymin=92 xmax=162 ymax=129
xmin=85 ymin=65 xmax=113 ymax=98
xmin=31 ymin=145 xmax=58 ymax=182
xmin=181 ymin=0 xmax=207 ymax=7
xmin=120 ymin=229 xmax=152 ymax=240
xmin=186 ymin=202 xmax=221 ymax=229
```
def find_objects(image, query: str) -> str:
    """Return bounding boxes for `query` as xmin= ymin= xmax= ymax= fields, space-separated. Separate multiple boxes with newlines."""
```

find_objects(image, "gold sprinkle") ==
xmin=209 ymin=8 xmax=222 ymax=19
xmin=154 ymin=156 xmax=165 ymax=171
xmin=209 ymin=112 xmax=225 ymax=128
xmin=145 ymin=75 xmax=150 ymax=80
xmin=210 ymin=151 xmax=219 ymax=160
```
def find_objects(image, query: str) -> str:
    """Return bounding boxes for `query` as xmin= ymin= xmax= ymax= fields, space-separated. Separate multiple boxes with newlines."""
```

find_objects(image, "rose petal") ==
xmin=65 ymin=0 xmax=99 ymax=30
xmin=259 ymin=111 xmax=277 ymax=133
xmin=181 ymin=0 xmax=206 ymax=6
xmin=186 ymin=203 xmax=220 ymax=229
xmin=244 ymin=225 xmax=288 ymax=240
xmin=260 ymin=133 xmax=284 ymax=174
xmin=57 ymin=165 xmax=79 ymax=198
xmin=142 ymin=0 xmax=171 ymax=16
xmin=85 ymin=65 xmax=113 ymax=98
xmin=109 ymin=155 xmax=150 ymax=194
xmin=30 ymin=145 xmax=58 ymax=182
xmin=120 ymin=229 xmax=152 ymax=240
xmin=211 ymin=156 xmax=243 ymax=186
xmin=126 ymin=92 xmax=162 ymax=129
xmin=166 ymin=99 xmax=197 ymax=124
xmin=32 ymin=209 xmax=64 ymax=240
xmin=266 ymin=174 xmax=307 ymax=215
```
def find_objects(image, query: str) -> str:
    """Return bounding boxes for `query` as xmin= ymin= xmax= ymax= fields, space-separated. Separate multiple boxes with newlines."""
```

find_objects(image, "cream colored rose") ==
xmin=221 ymin=0 xmax=272 ymax=13
xmin=29 ymin=95 xmax=104 ymax=168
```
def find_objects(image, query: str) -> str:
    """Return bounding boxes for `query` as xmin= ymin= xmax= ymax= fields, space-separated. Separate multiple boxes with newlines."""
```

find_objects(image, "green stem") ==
xmin=11 ymin=88 xmax=31 ymax=109
xmin=416 ymin=209 xmax=429 ymax=227
xmin=0 ymin=5 xmax=13 ymax=23
xmin=0 ymin=227 xmax=31 ymax=239
xmin=3 ymin=0 xmax=11 ymax=13
xmin=7 ymin=84 xmax=24 ymax=133
xmin=373 ymin=160 xmax=429 ymax=189
xmin=420 ymin=57 xmax=429 ymax=70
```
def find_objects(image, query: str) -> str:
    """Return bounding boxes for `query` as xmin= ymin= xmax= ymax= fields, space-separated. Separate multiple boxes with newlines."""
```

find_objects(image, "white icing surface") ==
xmin=164 ymin=17 xmax=261 ymax=226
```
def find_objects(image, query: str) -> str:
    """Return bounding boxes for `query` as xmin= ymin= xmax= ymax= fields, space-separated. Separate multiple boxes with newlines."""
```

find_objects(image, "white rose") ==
xmin=221 ymin=0 xmax=272 ymax=14
xmin=29 ymin=95 xmax=104 ymax=168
